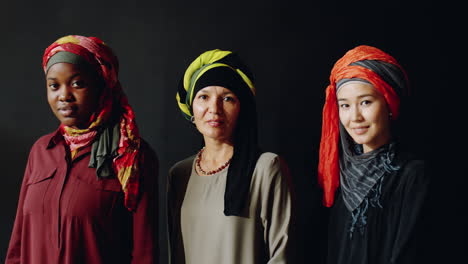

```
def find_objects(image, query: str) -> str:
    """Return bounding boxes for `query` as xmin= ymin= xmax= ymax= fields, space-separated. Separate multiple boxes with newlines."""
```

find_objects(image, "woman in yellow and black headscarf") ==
xmin=168 ymin=49 xmax=294 ymax=264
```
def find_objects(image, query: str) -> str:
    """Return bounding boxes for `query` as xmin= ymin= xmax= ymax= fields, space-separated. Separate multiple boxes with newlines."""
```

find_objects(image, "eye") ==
xmin=223 ymin=96 xmax=236 ymax=102
xmin=48 ymin=83 xmax=59 ymax=91
xmin=339 ymin=103 xmax=349 ymax=109
xmin=361 ymin=100 xmax=372 ymax=106
xmin=198 ymin=94 xmax=208 ymax=100
xmin=72 ymin=80 xmax=86 ymax=88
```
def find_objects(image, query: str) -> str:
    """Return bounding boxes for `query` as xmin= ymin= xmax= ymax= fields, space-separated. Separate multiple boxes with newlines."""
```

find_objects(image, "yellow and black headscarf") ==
xmin=177 ymin=49 xmax=255 ymax=120
xmin=177 ymin=49 xmax=260 ymax=216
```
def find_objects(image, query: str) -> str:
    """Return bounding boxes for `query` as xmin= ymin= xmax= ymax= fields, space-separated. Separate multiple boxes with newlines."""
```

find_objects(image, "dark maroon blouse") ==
xmin=5 ymin=130 xmax=158 ymax=264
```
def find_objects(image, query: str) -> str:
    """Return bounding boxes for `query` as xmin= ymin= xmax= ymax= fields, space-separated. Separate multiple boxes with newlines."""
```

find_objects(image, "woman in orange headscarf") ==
xmin=5 ymin=35 xmax=158 ymax=264
xmin=318 ymin=45 xmax=429 ymax=264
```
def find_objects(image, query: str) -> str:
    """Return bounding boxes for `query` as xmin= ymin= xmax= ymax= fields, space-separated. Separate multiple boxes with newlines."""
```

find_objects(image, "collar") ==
xmin=46 ymin=127 xmax=93 ymax=163
xmin=46 ymin=127 xmax=65 ymax=149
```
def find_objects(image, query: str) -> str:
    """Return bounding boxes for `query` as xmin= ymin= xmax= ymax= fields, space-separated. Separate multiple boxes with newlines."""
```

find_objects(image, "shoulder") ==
xmin=402 ymin=159 xmax=424 ymax=173
xmin=169 ymin=155 xmax=196 ymax=178
xmin=252 ymin=153 xmax=292 ymax=199
xmin=396 ymin=153 xmax=427 ymax=190
xmin=139 ymin=138 xmax=158 ymax=163
xmin=253 ymin=152 xmax=289 ymax=180
xmin=256 ymin=152 xmax=281 ymax=168
xmin=168 ymin=155 xmax=195 ymax=189
xmin=394 ymin=144 xmax=424 ymax=171
xmin=397 ymin=150 xmax=425 ymax=177
xmin=137 ymin=139 xmax=159 ymax=184
xmin=29 ymin=131 xmax=59 ymax=153
xmin=400 ymin=158 xmax=425 ymax=182
xmin=255 ymin=152 xmax=290 ymax=171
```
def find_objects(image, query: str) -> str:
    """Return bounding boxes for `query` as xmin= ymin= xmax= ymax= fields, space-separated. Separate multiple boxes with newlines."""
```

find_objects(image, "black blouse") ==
xmin=327 ymin=156 xmax=429 ymax=264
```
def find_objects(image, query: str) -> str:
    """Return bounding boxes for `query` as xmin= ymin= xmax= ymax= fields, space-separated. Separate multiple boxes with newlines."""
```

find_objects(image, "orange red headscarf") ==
xmin=43 ymin=35 xmax=142 ymax=211
xmin=318 ymin=45 xmax=409 ymax=207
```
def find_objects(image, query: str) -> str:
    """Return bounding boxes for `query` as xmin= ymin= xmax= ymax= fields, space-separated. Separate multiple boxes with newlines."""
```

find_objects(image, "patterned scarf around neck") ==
xmin=339 ymin=124 xmax=400 ymax=213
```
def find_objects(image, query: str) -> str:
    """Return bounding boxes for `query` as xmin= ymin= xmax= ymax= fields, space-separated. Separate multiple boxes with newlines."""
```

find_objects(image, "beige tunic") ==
xmin=168 ymin=152 xmax=293 ymax=264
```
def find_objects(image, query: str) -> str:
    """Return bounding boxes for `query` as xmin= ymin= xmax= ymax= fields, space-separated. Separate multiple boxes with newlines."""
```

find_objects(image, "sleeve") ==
xmin=167 ymin=168 xmax=174 ymax=264
xmin=167 ymin=166 xmax=182 ymax=264
xmin=167 ymin=166 xmax=180 ymax=264
xmin=391 ymin=160 xmax=429 ymax=264
xmin=131 ymin=145 xmax=159 ymax=264
xmin=5 ymin=149 xmax=34 ymax=264
xmin=167 ymin=159 xmax=192 ymax=264
xmin=260 ymin=155 xmax=295 ymax=264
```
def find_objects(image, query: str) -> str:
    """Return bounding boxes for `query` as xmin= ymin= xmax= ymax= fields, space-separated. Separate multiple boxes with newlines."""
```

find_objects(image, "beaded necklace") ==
xmin=196 ymin=147 xmax=232 ymax=175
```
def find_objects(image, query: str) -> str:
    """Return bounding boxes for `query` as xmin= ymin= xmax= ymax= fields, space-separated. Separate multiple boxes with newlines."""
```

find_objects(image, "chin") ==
xmin=60 ymin=119 xmax=76 ymax=126
xmin=350 ymin=136 xmax=370 ymax=146
xmin=205 ymin=133 xmax=230 ymax=142
xmin=62 ymin=121 xmax=86 ymax=129
xmin=206 ymin=134 xmax=225 ymax=141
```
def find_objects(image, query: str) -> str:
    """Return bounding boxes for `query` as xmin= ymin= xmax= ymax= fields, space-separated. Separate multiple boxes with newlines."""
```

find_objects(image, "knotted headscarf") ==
xmin=176 ymin=49 xmax=260 ymax=216
xmin=318 ymin=45 xmax=409 ymax=208
xmin=43 ymin=35 xmax=142 ymax=211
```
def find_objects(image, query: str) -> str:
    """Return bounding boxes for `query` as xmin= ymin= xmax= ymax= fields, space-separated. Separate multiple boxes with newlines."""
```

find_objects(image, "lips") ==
xmin=352 ymin=126 xmax=369 ymax=135
xmin=57 ymin=105 xmax=76 ymax=117
xmin=206 ymin=119 xmax=224 ymax=127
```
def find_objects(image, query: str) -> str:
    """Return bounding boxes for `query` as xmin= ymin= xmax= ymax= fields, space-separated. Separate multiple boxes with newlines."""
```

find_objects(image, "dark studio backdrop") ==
xmin=0 ymin=0 xmax=461 ymax=263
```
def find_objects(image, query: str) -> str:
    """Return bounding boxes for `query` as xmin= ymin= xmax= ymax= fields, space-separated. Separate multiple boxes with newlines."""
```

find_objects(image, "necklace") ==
xmin=196 ymin=147 xmax=232 ymax=175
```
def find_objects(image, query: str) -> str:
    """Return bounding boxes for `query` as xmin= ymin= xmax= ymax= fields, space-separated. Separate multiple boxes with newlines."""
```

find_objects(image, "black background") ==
xmin=1 ymin=0 xmax=462 ymax=263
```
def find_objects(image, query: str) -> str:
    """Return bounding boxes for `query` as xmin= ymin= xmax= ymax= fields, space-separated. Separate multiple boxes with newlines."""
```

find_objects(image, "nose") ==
xmin=208 ymin=97 xmax=222 ymax=114
xmin=350 ymin=106 xmax=364 ymax=122
xmin=58 ymin=86 xmax=74 ymax=102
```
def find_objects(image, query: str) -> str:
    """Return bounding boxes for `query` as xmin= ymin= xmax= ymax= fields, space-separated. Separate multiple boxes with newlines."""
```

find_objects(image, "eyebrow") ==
xmin=337 ymin=94 xmax=376 ymax=101
xmin=47 ymin=73 xmax=81 ymax=81
xmin=357 ymin=94 xmax=376 ymax=98
xmin=197 ymin=91 xmax=236 ymax=96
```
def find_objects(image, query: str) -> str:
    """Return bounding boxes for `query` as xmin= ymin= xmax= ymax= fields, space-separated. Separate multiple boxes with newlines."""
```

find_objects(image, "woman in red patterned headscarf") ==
xmin=5 ymin=35 xmax=158 ymax=264
xmin=319 ymin=45 xmax=429 ymax=264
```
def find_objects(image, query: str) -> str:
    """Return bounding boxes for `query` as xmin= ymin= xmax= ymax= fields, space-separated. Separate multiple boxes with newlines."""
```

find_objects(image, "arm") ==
xmin=5 ymin=151 xmax=33 ymax=264
xmin=260 ymin=155 xmax=295 ymax=264
xmin=167 ymin=158 xmax=192 ymax=264
xmin=167 ymin=169 xmax=174 ymax=264
xmin=167 ymin=166 xmax=181 ymax=264
xmin=131 ymin=145 xmax=159 ymax=264
xmin=391 ymin=160 xmax=429 ymax=264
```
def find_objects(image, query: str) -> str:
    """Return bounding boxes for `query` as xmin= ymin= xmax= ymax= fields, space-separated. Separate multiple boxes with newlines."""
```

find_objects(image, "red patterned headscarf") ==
xmin=318 ymin=45 xmax=409 ymax=207
xmin=43 ymin=35 xmax=141 ymax=211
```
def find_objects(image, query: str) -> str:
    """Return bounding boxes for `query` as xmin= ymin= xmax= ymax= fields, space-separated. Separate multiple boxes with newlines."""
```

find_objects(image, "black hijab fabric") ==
xmin=182 ymin=52 xmax=260 ymax=216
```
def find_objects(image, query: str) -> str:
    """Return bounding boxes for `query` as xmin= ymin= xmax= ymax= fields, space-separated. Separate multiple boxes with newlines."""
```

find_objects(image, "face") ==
xmin=192 ymin=86 xmax=241 ymax=143
xmin=46 ymin=63 xmax=101 ymax=129
xmin=337 ymin=81 xmax=391 ymax=153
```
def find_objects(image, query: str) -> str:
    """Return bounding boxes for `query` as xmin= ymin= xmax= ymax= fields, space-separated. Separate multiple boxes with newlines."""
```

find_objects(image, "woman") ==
xmin=318 ymin=45 xmax=429 ymax=263
xmin=168 ymin=49 xmax=294 ymax=264
xmin=5 ymin=35 xmax=158 ymax=264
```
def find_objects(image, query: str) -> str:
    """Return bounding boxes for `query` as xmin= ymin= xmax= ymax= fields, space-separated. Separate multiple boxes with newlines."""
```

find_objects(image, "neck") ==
xmin=196 ymin=138 xmax=234 ymax=176
xmin=363 ymin=133 xmax=392 ymax=153
xmin=202 ymin=139 xmax=234 ymax=163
